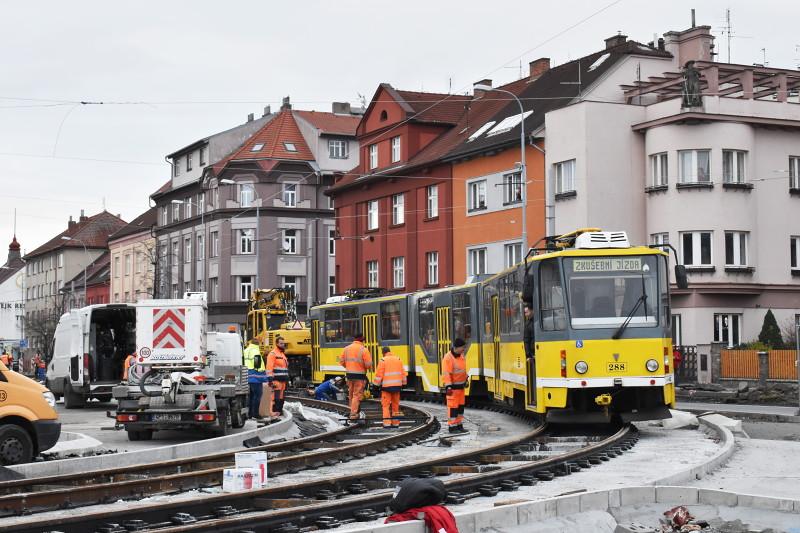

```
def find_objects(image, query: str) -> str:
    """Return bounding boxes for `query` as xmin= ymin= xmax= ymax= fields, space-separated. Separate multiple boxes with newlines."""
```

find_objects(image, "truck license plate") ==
xmin=152 ymin=413 xmax=181 ymax=422
xmin=607 ymin=362 xmax=627 ymax=372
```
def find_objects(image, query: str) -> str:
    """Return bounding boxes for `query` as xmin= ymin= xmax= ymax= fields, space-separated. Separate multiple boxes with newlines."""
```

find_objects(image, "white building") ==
xmin=543 ymin=25 xmax=800 ymax=347
xmin=0 ymin=236 xmax=25 ymax=352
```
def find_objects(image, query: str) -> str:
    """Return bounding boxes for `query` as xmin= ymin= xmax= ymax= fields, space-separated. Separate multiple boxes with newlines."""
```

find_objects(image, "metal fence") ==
xmin=675 ymin=345 xmax=697 ymax=384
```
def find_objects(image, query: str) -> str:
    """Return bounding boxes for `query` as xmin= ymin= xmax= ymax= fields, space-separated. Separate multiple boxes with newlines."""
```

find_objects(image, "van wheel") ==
xmin=231 ymin=400 xmax=246 ymax=429
xmin=63 ymin=381 xmax=86 ymax=409
xmin=0 ymin=425 xmax=34 ymax=466
xmin=213 ymin=408 xmax=232 ymax=437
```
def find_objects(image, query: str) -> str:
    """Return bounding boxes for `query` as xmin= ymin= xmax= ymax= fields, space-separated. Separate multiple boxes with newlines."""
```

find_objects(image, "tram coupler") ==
xmin=595 ymin=393 xmax=612 ymax=419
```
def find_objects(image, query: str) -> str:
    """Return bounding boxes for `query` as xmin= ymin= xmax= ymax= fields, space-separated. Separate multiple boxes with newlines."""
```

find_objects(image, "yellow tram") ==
xmin=310 ymin=229 xmax=688 ymax=422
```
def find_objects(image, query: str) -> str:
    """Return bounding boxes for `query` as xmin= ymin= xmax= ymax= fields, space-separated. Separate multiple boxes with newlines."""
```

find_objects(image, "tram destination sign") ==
xmin=573 ymin=257 xmax=643 ymax=272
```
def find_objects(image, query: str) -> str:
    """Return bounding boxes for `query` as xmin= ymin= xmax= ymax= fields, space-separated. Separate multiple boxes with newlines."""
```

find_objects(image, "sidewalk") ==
xmin=676 ymin=401 xmax=800 ymax=422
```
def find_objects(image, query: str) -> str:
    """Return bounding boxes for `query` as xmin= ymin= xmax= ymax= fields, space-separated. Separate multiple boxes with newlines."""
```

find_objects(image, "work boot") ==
xmin=448 ymin=425 xmax=459 ymax=434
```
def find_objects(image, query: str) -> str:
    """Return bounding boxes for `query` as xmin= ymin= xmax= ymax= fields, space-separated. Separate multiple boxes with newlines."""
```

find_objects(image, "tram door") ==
xmin=435 ymin=306 xmax=451 ymax=389
xmin=362 ymin=314 xmax=379 ymax=381
xmin=310 ymin=319 xmax=320 ymax=381
xmin=491 ymin=296 xmax=503 ymax=400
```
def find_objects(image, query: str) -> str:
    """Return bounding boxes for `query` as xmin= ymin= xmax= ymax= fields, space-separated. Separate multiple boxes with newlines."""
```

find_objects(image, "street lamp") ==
xmin=61 ymin=236 xmax=88 ymax=306
xmin=473 ymin=84 xmax=529 ymax=255
xmin=219 ymin=178 xmax=262 ymax=291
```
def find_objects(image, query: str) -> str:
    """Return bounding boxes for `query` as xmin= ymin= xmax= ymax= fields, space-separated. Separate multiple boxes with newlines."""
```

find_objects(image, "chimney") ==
xmin=605 ymin=33 xmax=628 ymax=49
xmin=529 ymin=58 xmax=551 ymax=80
xmin=281 ymin=96 xmax=292 ymax=111
xmin=79 ymin=209 xmax=88 ymax=222
xmin=332 ymin=102 xmax=352 ymax=115
xmin=262 ymin=105 xmax=271 ymax=117
xmin=68 ymin=215 xmax=76 ymax=229
xmin=473 ymin=79 xmax=492 ymax=97
xmin=657 ymin=37 xmax=665 ymax=52
xmin=663 ymin=25 xmax=714 ymax=64
xmin=247 ymin=113 xmax=254 ymax=122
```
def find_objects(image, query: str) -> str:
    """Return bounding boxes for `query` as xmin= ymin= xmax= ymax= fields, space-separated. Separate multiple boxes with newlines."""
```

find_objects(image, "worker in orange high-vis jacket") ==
xmin=441 ymin=338 xmax=468 ymax=433
xmin=339 ymin=332 xmax=372 ymax=422
xmin=122 ymin=352 xmax=135 ymax=381
xmin=266 ymin=336 xmax=290 ymax=416
xmin=373 ymin=346 xmax=406 ymax=429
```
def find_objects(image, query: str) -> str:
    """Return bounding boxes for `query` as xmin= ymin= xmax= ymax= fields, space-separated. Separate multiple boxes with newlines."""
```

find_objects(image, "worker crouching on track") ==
xmin=244 ymin=339 xmax=266 ymax=419
xmin=266 ymin=336 xmax=290 ymax=417
xmin=373 ymin=346 xmax=407 ymax=429
xmin=313 ymin=376 xmax=344 ymax=401
xmin=442 ymin=338 xmax=468 ymax=433
xmin=339 ymin=332 xmax=372 ymax=423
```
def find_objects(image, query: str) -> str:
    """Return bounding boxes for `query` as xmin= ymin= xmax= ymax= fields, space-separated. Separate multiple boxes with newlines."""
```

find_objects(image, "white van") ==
xmin=48 ymin=303 xmax=136 ymax=408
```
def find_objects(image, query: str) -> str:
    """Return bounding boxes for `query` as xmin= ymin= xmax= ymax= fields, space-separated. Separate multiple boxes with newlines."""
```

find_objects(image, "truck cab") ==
xmin=48 ymin=303 xmax=136 ymax=408
xmin=0 ymin=360 xmax=61 ymax=465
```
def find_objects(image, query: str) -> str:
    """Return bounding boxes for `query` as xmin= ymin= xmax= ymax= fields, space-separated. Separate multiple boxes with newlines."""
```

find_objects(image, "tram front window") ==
xmin=565 ymin=256 xmax=660 ymax=329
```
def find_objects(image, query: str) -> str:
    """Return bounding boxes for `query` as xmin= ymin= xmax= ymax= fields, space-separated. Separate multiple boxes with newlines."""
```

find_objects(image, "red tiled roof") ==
xmin=64 ymin=251 xmax=111 ymax=288
xmin=109 ymin=207 xmax=157 ymax=242
xmin=227 ymin=110 xmax=314 ymax=162
xmin=24 ymin=211 xmax=128 ymax=259
xmin=394 ymin=90 xmax=471 ymax=125
xmin=293 ymin=110 xmax=360 ymax=135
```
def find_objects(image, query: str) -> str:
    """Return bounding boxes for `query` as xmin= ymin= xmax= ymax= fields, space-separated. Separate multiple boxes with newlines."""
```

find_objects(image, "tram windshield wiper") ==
xmin=612 ymin=272 xmax=648 ymax=340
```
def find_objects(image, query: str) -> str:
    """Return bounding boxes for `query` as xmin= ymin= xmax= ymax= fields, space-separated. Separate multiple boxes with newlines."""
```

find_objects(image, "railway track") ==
xmin=6 ymin=400 xmax=636 ymax=533
xmin=0 ymin=397 xmax=437 ymax=522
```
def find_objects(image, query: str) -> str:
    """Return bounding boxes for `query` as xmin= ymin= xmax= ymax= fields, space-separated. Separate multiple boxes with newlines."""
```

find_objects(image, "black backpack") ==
xmin=389 ymin=477 xmax=446 ymax=512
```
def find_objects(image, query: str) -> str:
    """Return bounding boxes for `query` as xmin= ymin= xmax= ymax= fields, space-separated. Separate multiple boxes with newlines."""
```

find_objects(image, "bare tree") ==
xmin=781 ymin=316 xmax=798 ymax=348
xmin=24 ymin=292 xmax=66 ymax=360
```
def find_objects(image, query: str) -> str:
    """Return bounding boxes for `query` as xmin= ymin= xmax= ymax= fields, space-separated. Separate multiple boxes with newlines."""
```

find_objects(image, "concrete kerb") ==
xmin=357 ymin=487 xmax=800 ymax=533
xmin=8 ymin=412 xmax=294 ymax=479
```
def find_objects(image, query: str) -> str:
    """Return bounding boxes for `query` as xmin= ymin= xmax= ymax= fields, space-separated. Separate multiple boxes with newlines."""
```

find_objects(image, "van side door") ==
xmin=69 ymin=310 xmax=84 ymax=386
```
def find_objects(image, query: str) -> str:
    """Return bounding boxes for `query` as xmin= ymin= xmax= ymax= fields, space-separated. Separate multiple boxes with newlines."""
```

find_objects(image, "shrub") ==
xmin=757 ymin=310 xmax=784 ymax=349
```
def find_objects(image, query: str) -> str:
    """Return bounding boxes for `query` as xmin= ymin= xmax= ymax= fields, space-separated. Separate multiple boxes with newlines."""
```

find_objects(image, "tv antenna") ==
xmin=718 ymin=8 xmax=752 ymax=63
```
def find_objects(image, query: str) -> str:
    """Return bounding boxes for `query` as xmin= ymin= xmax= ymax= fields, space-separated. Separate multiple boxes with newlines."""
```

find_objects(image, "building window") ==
xmin=369 ymin=144 xmax=378 ymax=169
xmin=367 ymin=260 xmax=379 ymax=288
xmin=724 ymin=231 xmax=748 ymax=267
xmin=504 ymin=242 xmax=522 ymax=268
xmin=237 ymin=276 xmax=253 ymax=301
xmin=283 ymin=276 xmax=297 ymax=296
xmin=196 ymin=279 xmax=203 ymax=292
xmin=238 ymin=229 xmax=254 ymax=254
xmin=367 ymin=200 xmax=379 ymax=230
xmin=328 ymin=229 xmax=336 ymax=256
xmin=391 ymin=194 xmax=404 ymax=225
xmin=196 ymin=234 xmax=204 ymax=261
xmin=172 ymin=202 xmax=180 ymax=222
xmin=171 ymin=240 xmax=179 ymax=265
xmin=468 ymin=180 xmax=487 ymax=211
xmin=173 ymin=161 xmax=180 ymax=177
xmin=503 ymin=172 xmax=523 ymax=204
xmin=468 ymin=248 xmax=487 ymax=276
xmin=555 ymin=159 xmax=576 ymax=194
xmin=58 ymin=252 xmax=64 ymax=267
xmin=240 ymin=183 xmax=255 ymax=207
xmin=184 ymin=197 xmax=192 ymax=218
xmin=161 ymin=206 xmax=168 ymax=226
xmin=135 ymin=251 xmax=143 ymax=273
xmin=329 ymin=139 xmax=348 ymax=159
xmin=186 ymin=153 xmax=192 ymax=172
xmin=427 ymin=251 xmax=439 ymax=285
xmin=125 ymin=254 xmax=132 ymax=276
xmin=283 ymin=183 xmax=297 ymax=207
xmin=789 ymin=157 xmax=800 ymax=189
xmin=114 ymin=256 xmax=120 ymax=278
xmin=722 ymin=150 xmax=746 ymax=184
xmin=329 ymin=276 xmax=336 ymax=297
xmin=328 ymin=195 xmax=334 ymax=209
xmin=183 ymin=281 xmax=190 ymax=294
xmin=680 ymin=231 xmax=713 ymax=267
xmin=210 ymin=231 xmax=219 ymax=257
xmin=650 ymin=232 xmax=669 ymax=247
xmin=678 ymin=149 xmax=711 ymax=183
xmin=197 ymin=192 xmax=205 ymax=215
xmin=213 ymin=187 xmax=219 ymax=209
xmin=714 ymin=313 xmax=742 ymax=348
xmin=426 ymin=185 xmax=438 ymax=218
xmin=282 ymin=229 xmax=297 ymax=254
xmin=172 ymin=283 xmax=179 ymax=299
xmin=391 ymin=136 xmax=401 ymax=163
xmin=251 ymin=143 xmax=264 ymax=152
xmin=199 ymin=146 xmax=206 ymax=166
xmin=283 ymin=142 xmax=297 ymax=152
xmin=209 ymin=277 xmax=218 ymax=303
xmin=392 ymin=256 xmax=405 ymax=289
xmin=650 ymin=152 xmax=668 ymax=187
xmin=184 ymin=237 xmax=192 ymax=263
xmin=791 ymin=236 xmax=800 ymax=271
xmin=672 ymin=314 xmax=682 ymax=346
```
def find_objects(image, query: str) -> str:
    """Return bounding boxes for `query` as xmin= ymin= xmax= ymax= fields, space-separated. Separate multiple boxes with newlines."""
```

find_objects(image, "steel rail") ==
xmin=0 ymin=398 xmax=436 ymax=519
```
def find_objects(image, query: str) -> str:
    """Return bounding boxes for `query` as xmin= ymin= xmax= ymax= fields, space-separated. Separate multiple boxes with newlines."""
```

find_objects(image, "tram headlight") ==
xmin=645 ymin=359 xmax=659 ymax=372
xmin=574 ymin=361 xmax=588 ymax=374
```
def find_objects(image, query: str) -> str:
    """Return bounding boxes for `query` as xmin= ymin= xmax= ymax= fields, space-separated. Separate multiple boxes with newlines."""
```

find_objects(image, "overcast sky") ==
xmin=1 ymin=0 xmax=796 ymax=254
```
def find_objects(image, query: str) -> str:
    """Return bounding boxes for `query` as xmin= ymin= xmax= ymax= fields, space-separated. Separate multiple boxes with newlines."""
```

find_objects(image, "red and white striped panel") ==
xmin=152 ymin=308 xmax=186 ymax=349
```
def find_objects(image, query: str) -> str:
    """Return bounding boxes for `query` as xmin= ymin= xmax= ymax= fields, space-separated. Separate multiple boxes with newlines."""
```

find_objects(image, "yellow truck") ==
xmin=0 ymin=360 xmax=60 ymax=465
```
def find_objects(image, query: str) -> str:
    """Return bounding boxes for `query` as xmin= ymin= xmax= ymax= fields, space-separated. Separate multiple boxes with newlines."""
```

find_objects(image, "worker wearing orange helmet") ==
xmin=266 ymin=336 xmax=289 ymax=416
xmin=339 ymin=332 xmax=372 ymax=423
xmin=441 ymin=338 xmax=468 ymax=433
xmin=373 ymin=346 xmax=406 ymax=429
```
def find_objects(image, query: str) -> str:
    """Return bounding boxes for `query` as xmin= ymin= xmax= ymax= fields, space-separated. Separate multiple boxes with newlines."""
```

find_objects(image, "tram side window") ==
xmin=500 ymin=273 xmax=522 ymax=335
xmin=380 ymin=301 xmax=401 ymax=340
xmin=483 ymin=286 xmax=494 ymax=339
xmin=419 ymin=296 xmax=435 ymax=356
xmin=324 ymin=309 xmax=341 ymax=342
xmin=540 ymin=260 xmax=566 ymax=331
xmin=452 ymin=291 xmax=472 ymax=341
xmin=341 ymin=307 xmax=360 ymax=341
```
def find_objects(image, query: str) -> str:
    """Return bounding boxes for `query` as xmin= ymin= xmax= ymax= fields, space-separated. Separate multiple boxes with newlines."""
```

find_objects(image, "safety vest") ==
xmin=243 ymin=344 xmax=262 ymax=371
xmin=338 ymin=340 xmax=372 ymax=380
xmin=122 ymin=355 xmax=134 ymax=380
xmin=442 ymin=351 xmax=467 ymax=389
xmin=266 ymin=348 xmax=289 ymax=382
xmin=373 ymin=354 xmax=406 ymax=391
